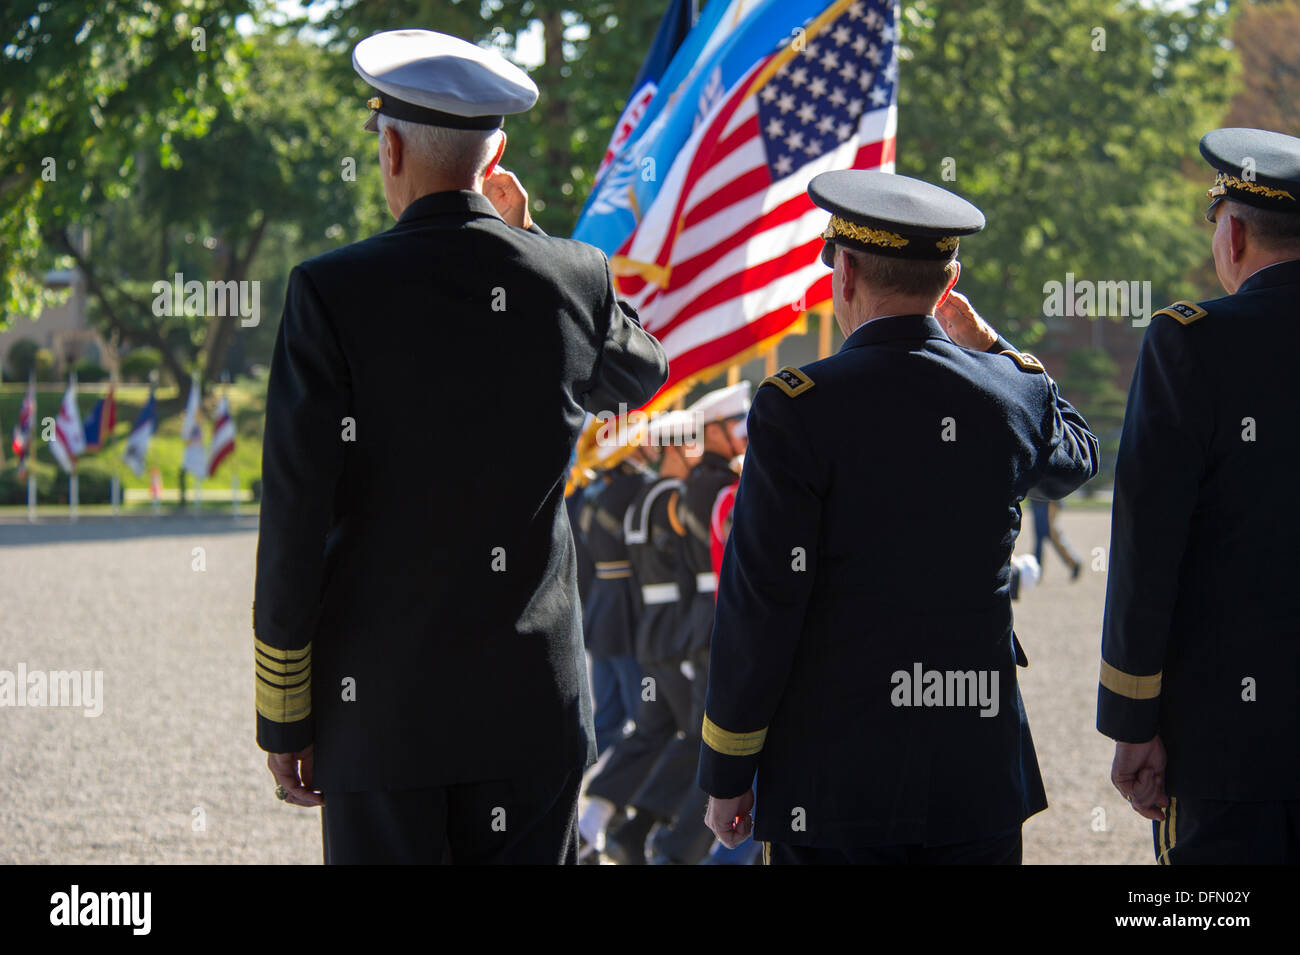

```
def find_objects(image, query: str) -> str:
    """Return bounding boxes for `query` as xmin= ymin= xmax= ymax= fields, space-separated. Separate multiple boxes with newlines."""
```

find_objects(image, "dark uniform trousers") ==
xmin=322 ymin=765 xmax=583 ymax=865
xmin=584 ymin=478 xmax=698 ymax=830
xmin=768 ymin=827 xmax=1023 ymax=865
xmin=585 ymin=658 xmax=696 ymax=818
xmin=1153 ymin=797 xmax=1300 ymax=865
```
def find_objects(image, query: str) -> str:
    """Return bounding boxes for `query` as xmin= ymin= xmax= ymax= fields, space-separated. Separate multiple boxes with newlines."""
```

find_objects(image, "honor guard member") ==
xmin=578 ymin=435 xmax=654 ymax=755
xmin=581 ymin=411 xmax=701 ymax=863
xmin=643 ymin=381 xmax=750 ymax=864
xmin=698 ymin=170 xmax=1099 ymax=864
xmin=254 ymin=29 xmax=668 ymax=865
xmin=1099 ymin=128 xmax=1300 ymax=864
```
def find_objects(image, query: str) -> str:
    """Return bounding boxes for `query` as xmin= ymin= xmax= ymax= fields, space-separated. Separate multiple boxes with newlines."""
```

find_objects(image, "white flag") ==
xmin=49 ymin=374 xmax=86 ymax=474
xmin=181 ymin=375 xmax=208 ymax=478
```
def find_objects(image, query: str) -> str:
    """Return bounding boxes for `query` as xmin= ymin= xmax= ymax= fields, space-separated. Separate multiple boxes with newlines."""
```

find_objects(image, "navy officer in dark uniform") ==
xmin=254 ymin=29 xmax=667 ymax=864
xmin=698 ymin=170 xmax=1099 ymax=864
xmin=1099 ymin=128 xmax=1300 ymax=864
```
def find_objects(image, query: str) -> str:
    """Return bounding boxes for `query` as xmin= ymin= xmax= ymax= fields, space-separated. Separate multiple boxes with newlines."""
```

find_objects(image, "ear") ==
xmin=382 ymin=125 xmax=403 ymax=177
xmin=839 ymin=248 xmax=857 ymax=302
xmin=482 ymin=130 xmax=508 ymax=181
xmin=1227 ymin=213 xmax=1249 ymax=264
xmin=935 ymin=259 xmax=961 ymax=309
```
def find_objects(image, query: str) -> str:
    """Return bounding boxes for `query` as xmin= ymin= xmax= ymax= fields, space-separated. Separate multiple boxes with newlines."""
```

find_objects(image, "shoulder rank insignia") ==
xmin=762 ymin=365 xmax=815 ymax=397
xmin=1151 ymin=300 xmax=1208 ymax=325
xmin=999 ymin=350 xmax=1045 ymax=373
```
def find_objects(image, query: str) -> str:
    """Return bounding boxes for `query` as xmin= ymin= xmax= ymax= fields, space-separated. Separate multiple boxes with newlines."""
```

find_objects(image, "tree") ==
xmin=1 ymin=0 xmax=251 ymax=350
xmin=897 ymin=0 xmax=1238 ymax=342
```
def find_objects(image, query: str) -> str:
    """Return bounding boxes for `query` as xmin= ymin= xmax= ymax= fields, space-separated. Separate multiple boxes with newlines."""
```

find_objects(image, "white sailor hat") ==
xmin=353 ymin=29 xmax=538 ymax=133
xmin=686 ymin=381 xmax=752 ymax=425
xmin=647 ymin=410 xmax=696 ymax=447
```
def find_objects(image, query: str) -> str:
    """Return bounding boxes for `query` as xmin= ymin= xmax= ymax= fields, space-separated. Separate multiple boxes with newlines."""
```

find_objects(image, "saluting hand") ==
xmin=268 ymin=745 xmax=325 ymax=808
xmin=935 ymin=290 xmax=999 ymax=351
xmin=484 ymin=168 xmax=533 ymax=230
xmin=705 ymin=790 xmax=755 ymax=849
xmin=1111 ymin=736 xmax=1169 ymax=821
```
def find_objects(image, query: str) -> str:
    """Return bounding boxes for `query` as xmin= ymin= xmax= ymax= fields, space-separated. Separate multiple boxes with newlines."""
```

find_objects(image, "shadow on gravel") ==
xmin=0 ymin=515 xmax=259 ymax=547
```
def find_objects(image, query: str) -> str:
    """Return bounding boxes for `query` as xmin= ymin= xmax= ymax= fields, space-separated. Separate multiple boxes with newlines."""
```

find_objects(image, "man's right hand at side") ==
xmin=268 ymin=745 xmax=325 ymax=807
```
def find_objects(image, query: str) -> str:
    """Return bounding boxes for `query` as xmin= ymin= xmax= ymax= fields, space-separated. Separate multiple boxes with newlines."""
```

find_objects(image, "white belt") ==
xmin=641 ymin=582 xmax=681 ymax=605
xmin=695 ymin=572 xmax=717 ymax=593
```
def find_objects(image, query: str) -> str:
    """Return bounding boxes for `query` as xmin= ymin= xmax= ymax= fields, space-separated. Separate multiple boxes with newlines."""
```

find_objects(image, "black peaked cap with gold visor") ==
xmin=1200 ymin=127 xmax=1300 ymax=222
xmin=809 ymin=169 xmax=985 ymax=265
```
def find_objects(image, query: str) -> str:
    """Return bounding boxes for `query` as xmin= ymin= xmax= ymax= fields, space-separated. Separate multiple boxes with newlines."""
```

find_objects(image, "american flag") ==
xmin=206 ymin=394 xmax=236 ymax=477
xmin=611 ymin=0 xmax=898 ymax=405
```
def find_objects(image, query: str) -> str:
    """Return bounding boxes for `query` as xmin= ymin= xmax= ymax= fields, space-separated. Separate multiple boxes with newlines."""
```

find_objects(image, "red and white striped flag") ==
xmin=48 ymin=375 xmax=86 ymax=474
xmin=612 ymin=0 xmax=898 ymax=408
xmin=206 ymin=394 xmax=235 ymax=477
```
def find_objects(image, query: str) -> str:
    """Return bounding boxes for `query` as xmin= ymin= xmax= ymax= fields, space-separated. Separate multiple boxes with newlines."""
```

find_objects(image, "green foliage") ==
xmin=34 ymin=348 xmax=56 ymax=382
xmin=1 ymin=0 xmax=254 ymax=326
xmin=120 ymin=347 xmax=163 ymax=382
xmin=5 ymin=338 xmax=41 ymax=379
xmin=72 ymin=358 xmax=108 ymax=383
xmin=1058 ymin=345 xmax=1128 ymax=483
xmin=898 ymin=0 xmax=1238 ymax=342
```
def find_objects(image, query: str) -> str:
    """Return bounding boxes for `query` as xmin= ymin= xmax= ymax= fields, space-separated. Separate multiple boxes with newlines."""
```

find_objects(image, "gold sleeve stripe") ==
xmin=667 ymin=492 xmax=687 ymax=537
xmin=256 ymin=676 xmax=311 ymax=723
xmin=254 ymin=636 xmax=310 ymax=663
xmin=255 ymin=655 xmax=310 ymax=679
xmin=702 ymin=714 xmax=767 ymax=757
xmin=1099 ymin=660 xmax=1162 ymax=700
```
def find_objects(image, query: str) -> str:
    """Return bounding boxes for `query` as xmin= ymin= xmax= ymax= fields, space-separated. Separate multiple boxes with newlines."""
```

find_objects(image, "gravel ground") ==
xmin=0 ymin=507 xmax=1150 ymax=865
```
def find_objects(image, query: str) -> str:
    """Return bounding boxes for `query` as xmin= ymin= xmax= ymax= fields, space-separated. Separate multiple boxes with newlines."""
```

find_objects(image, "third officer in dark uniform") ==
xmin=698 ymin=170 xmax=1099 ymax=864
xmin=1099 ymin=128 xmax=1300 ymax=863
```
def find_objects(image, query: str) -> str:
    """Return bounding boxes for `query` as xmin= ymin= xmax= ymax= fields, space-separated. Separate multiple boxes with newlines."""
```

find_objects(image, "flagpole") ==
xmin=110 ymin=375 xmax=120 ymax=518
xmin=27 ymin=469 xmax=36 ymax=523
xmin=818 ymin=310 xmax=833 ymax=360
xmin=69 ymin=371 xmax=79 ymax=523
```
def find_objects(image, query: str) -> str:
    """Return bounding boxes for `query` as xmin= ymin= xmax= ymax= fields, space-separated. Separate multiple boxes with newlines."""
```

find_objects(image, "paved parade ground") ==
xmin=0 ymin=506 xmax=1150 ymax=865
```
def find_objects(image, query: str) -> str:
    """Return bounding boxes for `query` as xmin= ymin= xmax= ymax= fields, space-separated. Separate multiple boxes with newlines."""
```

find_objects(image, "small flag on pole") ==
xmin=49 ymin=374 xmax=86 ymax=474
xmin=206 ymin=394 xmax=236 ymax=477
xmin=83 ymin=384 xmax=117 ymax=451
xmin=12 ymin=375 xmax=35 ymax=478
xmin=181 ymin=375 xmax=207 ymax=478
xmin=122 ymin=390 xmax=158 ymax=478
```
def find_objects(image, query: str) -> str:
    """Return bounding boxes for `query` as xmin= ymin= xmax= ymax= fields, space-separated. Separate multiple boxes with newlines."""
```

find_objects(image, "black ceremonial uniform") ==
xmin=698 ymin=314 xmax=1099 ymax=854
xmin=578 ymin=465 xmax=650 ymax=659
xmin=254 ymin=189 xmax=667 ymax=860
xmin=585 ymin=476 xmax=699 ymax=830
xmin=680 ymin=452 xmax=740 ymax=654
xmin=1099 ymin=263 xmax=1300 ymax=860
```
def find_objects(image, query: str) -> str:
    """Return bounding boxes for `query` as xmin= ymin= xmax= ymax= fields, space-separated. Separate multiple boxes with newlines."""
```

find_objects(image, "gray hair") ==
xmin=377 ymin=114 xmax=503 ymax=184
xmin=1226 ymin=199 xmax=1300 ymax=251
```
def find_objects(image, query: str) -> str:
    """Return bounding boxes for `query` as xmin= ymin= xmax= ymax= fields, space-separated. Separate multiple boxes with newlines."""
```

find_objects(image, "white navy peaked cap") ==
xmin=687 ymin=381 xmax=752 ymax=424
xmin=354 ymin=29 xmax=538 ymax=132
